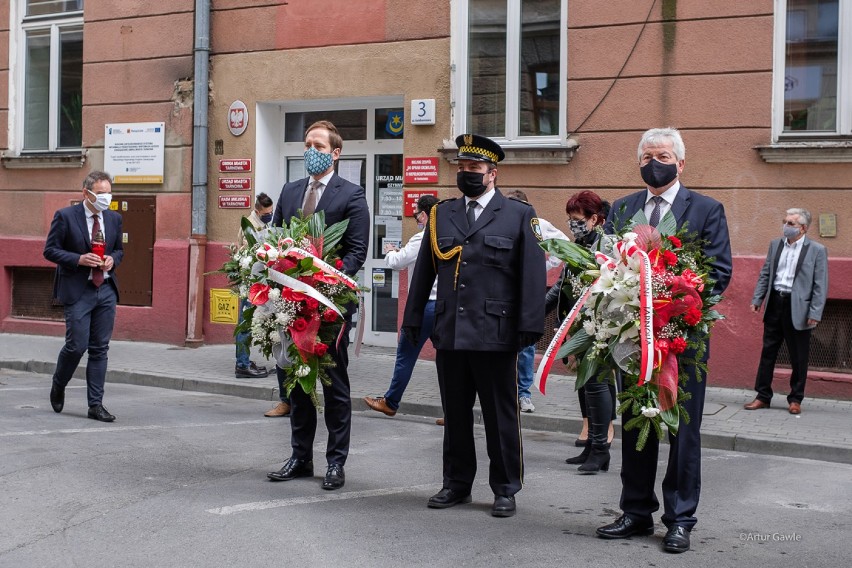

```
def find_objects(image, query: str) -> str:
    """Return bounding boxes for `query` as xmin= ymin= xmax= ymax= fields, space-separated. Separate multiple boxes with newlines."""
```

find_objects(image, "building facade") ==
xmin=1 ymin=0 xmax=850 ymax=396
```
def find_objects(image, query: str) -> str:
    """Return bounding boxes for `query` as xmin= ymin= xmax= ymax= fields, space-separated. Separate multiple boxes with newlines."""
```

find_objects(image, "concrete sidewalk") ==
xmin=2 ymin=332 xmax=850 ymax=464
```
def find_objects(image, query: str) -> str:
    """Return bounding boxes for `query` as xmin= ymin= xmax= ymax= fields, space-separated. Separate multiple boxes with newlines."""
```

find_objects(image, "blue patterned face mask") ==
xmin=304 ymin=147 xmax=334 ymax=176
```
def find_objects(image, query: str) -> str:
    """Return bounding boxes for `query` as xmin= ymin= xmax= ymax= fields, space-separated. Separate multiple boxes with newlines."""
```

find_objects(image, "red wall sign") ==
xmin=218 ymin=195 xmax=251 ymax=209
xmin=219 ymin=178 xmax=252 ymax=190
xmin=219 ymin=159 xmax=252 ymax=172
xmin=403 ymin=190 xmax=439 ymax=216
xmin=403 ymin=157 xmax=439 ymax=184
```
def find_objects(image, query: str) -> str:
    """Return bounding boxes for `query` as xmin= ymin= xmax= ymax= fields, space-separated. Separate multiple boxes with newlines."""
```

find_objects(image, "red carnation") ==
xmin=663 ymin=250 xmax=678 ymax=267
xmin=290 ymin=318 xmax=308 ymax=332
xmin=335 ymin=259 xmax=344 ymax=270
xmin=248 ymin=283 xmax=270 ymax=305
xmin=314 ymin=342 xmax=329 ymax=357
xmin=670 ymin=336 xmax=688 ymax=354
xmin=667 ymin=236 xmax=682 ymax=248
xmin=323 ymin=310 xmax=339 ymax=322
xmin=304 ymin=297 xmax=319 ymax=311
xmin=683 ymin=307 xmax=702 ymax=326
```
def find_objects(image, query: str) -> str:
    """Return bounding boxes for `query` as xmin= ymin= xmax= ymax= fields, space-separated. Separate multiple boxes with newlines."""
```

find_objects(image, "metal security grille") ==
xmin=536 ymin=309 xmax=560 ymax=351
xmin=779 ymin=299 xmax=851 ymax=372
xmin=11 ymin=267 xmax=64 ymax=320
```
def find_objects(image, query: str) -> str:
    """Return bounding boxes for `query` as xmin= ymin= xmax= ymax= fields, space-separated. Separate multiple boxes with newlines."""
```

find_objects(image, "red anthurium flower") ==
xmin=282 ymin=288 xmax=307 ymax=302
xmin=680 ymin=268 xmax=705 ymax=292
xmin=248 ymin=283 xmax=271 ymax=305
xmin=304 ymin=297 xmax=319 ymax=311
xmin=313 ymin=272 xmax=339 ymax=285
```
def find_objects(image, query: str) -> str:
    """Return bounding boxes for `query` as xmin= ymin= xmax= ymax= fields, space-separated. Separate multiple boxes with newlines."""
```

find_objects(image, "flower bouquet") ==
xmin=219 ymin=212 xmax=362 ymax=406
xmin=535 ymin=215 xmax=724 ymax=450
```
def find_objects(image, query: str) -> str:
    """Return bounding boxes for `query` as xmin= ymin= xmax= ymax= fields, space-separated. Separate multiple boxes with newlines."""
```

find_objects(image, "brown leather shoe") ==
xmin=743 ymin=399 xmax=770 ymax=410
xmin=264 ymin=402 xmax=291 ymax=417
xmin=363 ymin=396 xmax=397 ymax=417
xmin=788 ymin=402 xmax=801 ymax=415
xmin=436 ymin=417 xmax=445 ymax=426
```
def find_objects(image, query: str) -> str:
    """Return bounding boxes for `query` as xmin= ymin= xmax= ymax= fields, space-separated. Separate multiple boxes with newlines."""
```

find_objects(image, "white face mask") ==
xmin=87 ymin=190 xmax=112 ymax=212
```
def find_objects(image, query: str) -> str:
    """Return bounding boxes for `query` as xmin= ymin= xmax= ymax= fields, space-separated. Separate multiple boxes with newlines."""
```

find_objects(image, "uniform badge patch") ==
xmin=530 ymin=218 xmax=543 ymax=241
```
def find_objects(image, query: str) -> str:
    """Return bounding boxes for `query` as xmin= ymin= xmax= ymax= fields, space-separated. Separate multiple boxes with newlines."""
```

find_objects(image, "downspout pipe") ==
xmin=186 ymin=0 xmax=210 ymax=346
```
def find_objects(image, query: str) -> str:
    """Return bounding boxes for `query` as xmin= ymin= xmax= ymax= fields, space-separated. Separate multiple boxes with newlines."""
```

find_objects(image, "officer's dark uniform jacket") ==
xmin=403 ymin=188 xmax=545 ymax=351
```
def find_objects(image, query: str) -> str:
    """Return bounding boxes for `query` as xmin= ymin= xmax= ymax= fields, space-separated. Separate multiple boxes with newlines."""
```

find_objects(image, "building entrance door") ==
xmin=276 ymin=100 xmax=405 ymax=347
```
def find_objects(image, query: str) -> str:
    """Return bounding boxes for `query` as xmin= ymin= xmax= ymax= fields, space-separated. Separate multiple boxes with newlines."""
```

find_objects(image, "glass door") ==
xmin=277 ymin=99 xmax=404 ymax=347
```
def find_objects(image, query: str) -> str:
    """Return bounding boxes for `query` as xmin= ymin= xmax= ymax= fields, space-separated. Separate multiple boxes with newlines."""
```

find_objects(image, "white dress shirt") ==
xmin=85 ymin=206 xmax=110 ymax=281
xmin=644 ymin=180 xmax=681 ymax=223
xmin=774 ymin=236 xmax=804 ymax=293
xmin=303 ymin=170 xmax=335 ymax=209
xmin=385 ymin=230 xmax=438 ymax=301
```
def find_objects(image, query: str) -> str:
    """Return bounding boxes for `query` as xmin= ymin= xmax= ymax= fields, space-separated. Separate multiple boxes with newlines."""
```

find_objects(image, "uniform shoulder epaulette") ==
xmin=507 ymin=196 xmax=533 ymax=206
xmin=436 ymin=197 xmax=458 ymax=205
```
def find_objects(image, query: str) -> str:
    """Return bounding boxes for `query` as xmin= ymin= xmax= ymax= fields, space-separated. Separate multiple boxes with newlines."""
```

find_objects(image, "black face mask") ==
xmin=260 ymin=213 xmax=273 ymax=224
xmin=456 ymin=170 xmax=489 ymax=198
xmin=640 ymin=159 xmax=678 ymax=189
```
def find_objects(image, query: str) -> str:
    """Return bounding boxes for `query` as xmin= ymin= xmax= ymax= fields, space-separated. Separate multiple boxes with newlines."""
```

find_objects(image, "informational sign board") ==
xmin=218 ymin=195 xmax=251 ymax=208
xmin=378 ymin=187 xmax=403 ymax=216
xmin=403 ymin=189 xmax=439 ymax=216
xmin=219 ymin=159 xmax=252 ymax=172
xmin=410 ymin=99 xmax=436 ymax=125
xmin=104 ymin=122 xmax=165 ymax=184
xmin=218 ymin=178 xmax=252 ymax=191
xmin=210 ymin=289 xmax=239 ymax=324
xmin=403 ymin=157 xmax=439 ymax=184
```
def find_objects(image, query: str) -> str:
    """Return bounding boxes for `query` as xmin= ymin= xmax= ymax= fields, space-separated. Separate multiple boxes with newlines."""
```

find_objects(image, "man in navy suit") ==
xmin=597 ymin=128 xmax=732 ymax=553
xmin=44 ymin=170 xmax=124 ymax=422
xmin=402 ymin=134 xmax=546 ymax=518
xmin=267 ymin=120 xmax=370 ymax=490
xmin=745 ymin=207 xmax=828 ymax=415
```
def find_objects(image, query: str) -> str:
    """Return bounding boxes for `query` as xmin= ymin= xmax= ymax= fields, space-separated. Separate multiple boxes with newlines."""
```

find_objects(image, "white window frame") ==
xmin=771 ymin=0 xmax=852 ymax=140
xmin=9 ymin=0 xmax=84 ymax=153
xmin=451 ymin=0 xmax=568 ymax=147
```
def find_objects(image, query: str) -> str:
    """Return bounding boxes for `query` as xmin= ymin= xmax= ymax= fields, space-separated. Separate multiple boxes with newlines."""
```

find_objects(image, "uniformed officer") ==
xmin=402 ymin=134 xmax=546 ymax=517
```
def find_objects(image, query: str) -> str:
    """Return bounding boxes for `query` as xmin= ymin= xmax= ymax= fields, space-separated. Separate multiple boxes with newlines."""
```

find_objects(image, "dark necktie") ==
xmin=303 ymin=180 xmax=321 ymax=216
xmin=649 ymin=196 xmax=664 ymax=227
xmin=466 ymin=201 xmax=477 ymax=229
xmin=91 ymin=214 xmax=104 ymax=288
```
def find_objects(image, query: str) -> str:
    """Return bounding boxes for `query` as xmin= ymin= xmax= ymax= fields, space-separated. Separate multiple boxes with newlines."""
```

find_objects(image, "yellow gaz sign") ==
xmin=210 ymin=288 xmax=239 ymax=324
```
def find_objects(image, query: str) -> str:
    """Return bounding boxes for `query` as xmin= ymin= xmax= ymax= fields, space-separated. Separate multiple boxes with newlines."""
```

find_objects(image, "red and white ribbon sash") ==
xmin=282 ymin=246 xmax=359 ymax=290
xmin=635 ymin=249 xmax=654 ymax=386
xmin=534 ymin=285 xmax=594 ymax=395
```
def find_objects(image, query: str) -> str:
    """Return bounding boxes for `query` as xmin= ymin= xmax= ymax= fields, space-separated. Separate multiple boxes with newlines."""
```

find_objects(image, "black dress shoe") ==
xmin=235 ymin=364 xmax=269 ymax=378
xmin=87 ymin=405 xmax=116 ymax=422
xmin=322 ymin=464 xmax=345 ymax=490
xmin=427 ymin=488 xmax=472 ymax=509
xmin=662 ymin=525 xmax=690 ymax=553
xmin=491 ymin=495 xmax=516 ymax=518
xmin=50 ymin=385 xmax=65 ymax=413
xmin=267 ymin=458 xmax=314 ymax=481
xmin=596 ymin=514 xmax=654 ymax=539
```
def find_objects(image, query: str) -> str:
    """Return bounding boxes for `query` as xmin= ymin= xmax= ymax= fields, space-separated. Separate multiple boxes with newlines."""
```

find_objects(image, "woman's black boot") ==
xmin=565 ymin=440 xmax=591 ymax=464
xmin=577 ymin=443 xmax=610 ymax=474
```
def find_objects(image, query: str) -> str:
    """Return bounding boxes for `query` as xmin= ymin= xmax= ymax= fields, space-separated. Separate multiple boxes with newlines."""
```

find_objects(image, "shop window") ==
xmin=15 ymin=0 xmax=84 ymax=152
xmin=454 ymin=0 xmax=566 ymax=146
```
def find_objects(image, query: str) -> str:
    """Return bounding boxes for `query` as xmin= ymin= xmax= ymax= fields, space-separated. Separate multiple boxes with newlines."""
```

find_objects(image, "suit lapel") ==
xmin=449 ymin=198 xmax=468 ymax=235
xmin=316 ymin=174 xmax=340 ymax=212
xmin=75 ymin=203 xmax=91 ymax=247
xmin=794 ymin=237 xmax=810 ymax=278
xmin=466 ymin=191 xmax=502 ymax=237
xmin=670 ymin=186 xmax=691 ymax=227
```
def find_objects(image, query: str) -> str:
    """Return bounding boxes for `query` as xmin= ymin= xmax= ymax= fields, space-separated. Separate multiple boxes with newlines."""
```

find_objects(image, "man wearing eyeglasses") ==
xmin=745 ymin=208 xmax=828 ymax=415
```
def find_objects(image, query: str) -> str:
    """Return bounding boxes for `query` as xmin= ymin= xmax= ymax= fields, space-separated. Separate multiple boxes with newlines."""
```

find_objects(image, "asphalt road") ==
xmin=2 ymin=369 xmax=849 ymax=568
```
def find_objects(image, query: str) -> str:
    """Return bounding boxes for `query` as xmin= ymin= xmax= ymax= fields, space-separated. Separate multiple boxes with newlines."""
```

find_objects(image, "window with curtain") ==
xmin=19 ymin=0 xmax=84 ymax=151
xmin=456 ymin=0 xmax=566 ymax=145
xmin=775 ymin=0 xmax=852 ymax=138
